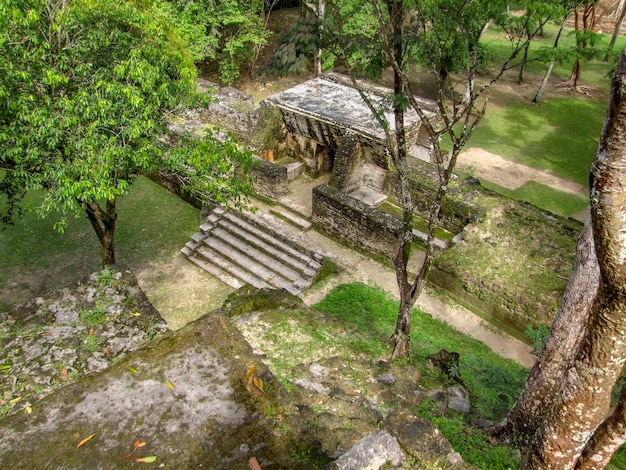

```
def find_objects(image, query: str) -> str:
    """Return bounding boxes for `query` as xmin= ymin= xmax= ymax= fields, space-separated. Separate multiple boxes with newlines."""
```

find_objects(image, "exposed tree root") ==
xmin=555 ymin=80 xmax=601 ymax=99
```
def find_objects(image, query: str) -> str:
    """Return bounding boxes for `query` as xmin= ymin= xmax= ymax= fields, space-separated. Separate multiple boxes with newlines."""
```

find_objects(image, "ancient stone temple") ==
xmin=263 ymin=73 xmax=437 ymax=199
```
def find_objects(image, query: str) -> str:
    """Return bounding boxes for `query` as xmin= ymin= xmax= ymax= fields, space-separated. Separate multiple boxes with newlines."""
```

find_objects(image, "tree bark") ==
xmin=386 ymin=0 xmax=414 ymax=359
xmin=605 ymin=0 xmax=626 ymax=60
xmin=576 ymin=384 xmax=626 ymax=469
xmin=84 ymin=198 xmax=117 ymax=267
xmin=520 ymin=47 xmax=626 ymax=470
xmin=494 ymin=217 xmax=599 ymax=444
xmin=534 ymin=12 xmax=570 ymax=103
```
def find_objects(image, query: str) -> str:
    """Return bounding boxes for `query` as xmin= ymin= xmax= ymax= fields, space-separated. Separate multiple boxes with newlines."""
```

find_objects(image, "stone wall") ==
xmin=196 ymin=79 xmax=258 ymax=143
xmin=250 ymin=157 xmax=289 ymax=199
xmin=312 ymin=184 xmax=403 ymax=258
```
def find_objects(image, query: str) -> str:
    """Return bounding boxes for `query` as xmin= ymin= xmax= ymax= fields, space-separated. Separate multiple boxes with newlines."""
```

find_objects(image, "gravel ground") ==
xmin=0 ymin=268 xmax=168 ymax=419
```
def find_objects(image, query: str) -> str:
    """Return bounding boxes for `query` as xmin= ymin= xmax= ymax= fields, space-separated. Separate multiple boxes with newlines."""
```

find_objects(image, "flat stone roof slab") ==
xmin=267 ymin=77 xmax=422 ymax=140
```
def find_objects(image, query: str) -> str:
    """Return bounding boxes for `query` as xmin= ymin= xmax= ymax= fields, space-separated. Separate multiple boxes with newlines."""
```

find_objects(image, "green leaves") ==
xmin=0 ymin=2 xmax=188 ymax=260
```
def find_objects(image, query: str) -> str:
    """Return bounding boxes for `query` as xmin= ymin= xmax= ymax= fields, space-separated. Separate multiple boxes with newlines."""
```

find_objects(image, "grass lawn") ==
xmin=468 ymin=96 xmax=605 ymax=188
xmin=480 ymin=179 xmax=589 ymax=220
xmin=460 ymin=23 xmax=625 ymax=218
xmin=313 ymin=282 xmax=626 ymax=470
xmin=0 ymin=176 xmax=201 ymax=311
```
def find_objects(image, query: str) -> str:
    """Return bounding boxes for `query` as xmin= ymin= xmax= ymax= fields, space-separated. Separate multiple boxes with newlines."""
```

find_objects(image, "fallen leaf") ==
xmin=102 ymin=347 xmax=112 ymax=358
xmin=10 ymin=397 xmax=22 ymax=404
xmin=128 ymin=366 xmax=138 ymax=373
xmin=25 ymin=405 xmax=32 ymax=414
xmin=60 ymin=368 xmax=68 ymax=378
xmin=136 ymin=456 xmax=157 ymax=463
xmin=89 ymin=328 xmax=95 ymax=335
xmin=121 ymin=440 xmax=147 ymax=460
xmin=76 ymin=432 xmax=97 ymax=449
xmin=252 ymin=376 xmax=264 ymax=392
xmin=246 ymin=364 xmax=257 ymax=380
xmin=132 ymin=312 xmax=142 ymax=317
xmin=166 ymin=380 xmax=174 ymax=390
xmin=249 ymin=456 xmax=262 ymax=470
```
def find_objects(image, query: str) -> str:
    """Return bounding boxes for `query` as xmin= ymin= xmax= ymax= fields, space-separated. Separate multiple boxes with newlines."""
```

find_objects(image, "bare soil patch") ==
xmin=457 ymin=147 xmax=587 ymax=196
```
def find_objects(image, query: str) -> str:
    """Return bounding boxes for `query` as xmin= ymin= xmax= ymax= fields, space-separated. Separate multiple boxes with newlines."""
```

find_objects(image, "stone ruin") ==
xmin=260 ymin=73 xmax=438 ymax=203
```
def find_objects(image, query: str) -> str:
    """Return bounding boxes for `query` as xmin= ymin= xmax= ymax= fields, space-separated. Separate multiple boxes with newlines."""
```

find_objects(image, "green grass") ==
xmin=482 ymin=23 xmax=626 ymax=90
xmin=314 ymin=282 xmax=626 ymax=469
xmin=0 ymin=176 xmax=201 ymax=310
xmin=480 ymin=180 xmax=589 ymax=220
xmin=468 ymin=96 xmax=605 ymax=188
xmin=314 ymin=283 xmax=527 ymax=469
xmin=314 ymin=283 xmax=528 ymax=421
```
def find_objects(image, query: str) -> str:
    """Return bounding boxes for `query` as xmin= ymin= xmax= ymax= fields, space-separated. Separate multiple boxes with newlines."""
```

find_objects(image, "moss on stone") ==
xmin=221 ymin=286 xmax=304 ymax=317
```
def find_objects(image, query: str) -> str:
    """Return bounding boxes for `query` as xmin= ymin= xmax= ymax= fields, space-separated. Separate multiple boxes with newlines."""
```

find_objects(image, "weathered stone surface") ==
xmin=312 ymin=183 xmax=402 ymax=258
xmin=330 ymin=430 xmax=405 ymax=470
xmin=0 ymin=312 xmax=309 ymax=469
xmin=384 ymin=410 xmax=478 ymax=469
xmin=251 ymin=156 xmax=289 ymax=198
xmin=448 ymin=385 xmax=472 ymax=414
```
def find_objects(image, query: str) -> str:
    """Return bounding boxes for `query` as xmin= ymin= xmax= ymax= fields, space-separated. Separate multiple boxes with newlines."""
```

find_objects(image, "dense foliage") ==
xmin=166 ymin=0 xmax=271 ymax=84
xmin=0 ymin=0 xmax=253 ymax=265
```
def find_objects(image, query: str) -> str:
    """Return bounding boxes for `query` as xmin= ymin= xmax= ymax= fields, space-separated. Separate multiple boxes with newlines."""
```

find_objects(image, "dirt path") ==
xmin=457 ymin=147 xmax=587 ymax=196
xmin=300 ymin=230 xmax=535 ymax=368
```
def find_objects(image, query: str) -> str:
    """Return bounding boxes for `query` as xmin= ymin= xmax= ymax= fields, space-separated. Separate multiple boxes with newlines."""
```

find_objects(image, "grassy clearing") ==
xmin=314 ymin=283 xmax=528 ymax=421
xmin=467 ymin=96 xmax=605 ymax=188
xmin=312 ymin=282 xmax=626 ymax=469
xmin=0 ymin=176 xmax=201 ymax=311
xmin=479 ymin=180 xmax=589 ymax=220
xmin=313 ymin=283 xmax=527 ymax=469
xmin=483 ymin=23 xmax=626 ymax=90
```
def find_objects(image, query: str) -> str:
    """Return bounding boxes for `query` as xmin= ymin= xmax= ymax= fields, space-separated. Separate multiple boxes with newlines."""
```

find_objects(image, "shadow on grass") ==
xmin=469 ymin=97 xmax=605 ymax=188
xmin=0 ymin=176 xmax=201 ymax=311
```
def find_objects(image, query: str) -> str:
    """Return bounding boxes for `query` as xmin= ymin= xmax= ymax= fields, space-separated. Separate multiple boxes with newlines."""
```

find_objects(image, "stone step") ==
xmin=286 ymin=161 xmax=305 ymax=181
xmin=195 ymin=245 xmax=269 ymax=291
xmin=270 ymin=206 xmax=312 ymax=230
xmin=186 ymin=253 xmax=244 ymax=290
xmin=214 ymin=220 xmax=318 ymax=279
xmin=221 ymin=211 xmax=320 ymax=268
xmin=278 ymin=196 xmax=311 ymax=218
xmin=201 ymin=238 xmax=302 ymax=296
xmin=210 ymin=227 xmax=304 ymax=283
xmin=411 ymin=229 xmax=450 ymax=249
xmin=191 ymin=232 xmax=207 ymax=243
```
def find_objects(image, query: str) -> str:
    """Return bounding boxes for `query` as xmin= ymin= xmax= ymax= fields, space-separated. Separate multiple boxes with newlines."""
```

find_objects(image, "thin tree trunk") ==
xmin=575 ymin=384 xmax=626 ymax=469
xmin=534 ymin=12 xmax=570 ymax=103
xmin=386 ymin=0 xmax=414 ymax=359
xmin=520 ymin=47 xmax=626 ymax=470
xmin=315 ymin=0 xmax=326 ymax=77
xmin=518 ymin=33 xmax=530 ymax=85
xmin=494 ymin=217 xmax=599 ymax=444
xmin=605 ymin=0 xmax=626 ymax=60
xmin=84 ymin=198 xmax=117 ymax=267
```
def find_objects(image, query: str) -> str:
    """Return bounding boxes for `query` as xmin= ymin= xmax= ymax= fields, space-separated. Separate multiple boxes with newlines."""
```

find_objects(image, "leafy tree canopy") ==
xmin=0 ymin=0 xmax=253 ymax=265
xmin=166 ymin=0 xmax=271 ymax=84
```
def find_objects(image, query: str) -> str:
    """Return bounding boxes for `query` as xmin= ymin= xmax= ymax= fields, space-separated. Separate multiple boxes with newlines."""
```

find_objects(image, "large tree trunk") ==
xmin=575 ymin=384 xmax=626 ymax=469
xmin=494 ymin=217 xmax=599 ymax=444
xmin=85 ymin=198 xmax=117 ymax=267
xmin=520 ymin=47 xmax=626 ymax=470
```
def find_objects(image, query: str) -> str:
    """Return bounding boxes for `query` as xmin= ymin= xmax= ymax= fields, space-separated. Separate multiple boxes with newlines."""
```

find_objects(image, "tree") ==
xmin=0 ymin=0 xmax=253 ymax=267
xmin=166 ymin=0 xmax=271 ymax=84
xmin=326 ymin=0 xmax=561 ymax=359
xmin=515 ymin=46 xmax=626 ymax=469
xmin=605 ymin=0 xmax=626 ymax=60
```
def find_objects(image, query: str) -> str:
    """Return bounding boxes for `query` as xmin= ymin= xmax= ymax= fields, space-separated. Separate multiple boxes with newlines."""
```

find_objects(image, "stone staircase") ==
xmin=181 ymin=207 xmax=323 ymax=296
